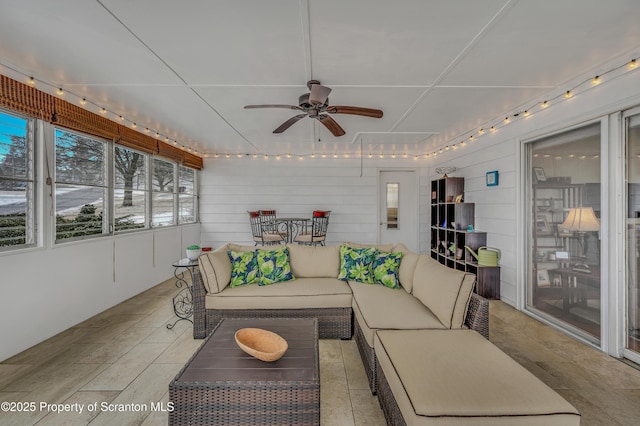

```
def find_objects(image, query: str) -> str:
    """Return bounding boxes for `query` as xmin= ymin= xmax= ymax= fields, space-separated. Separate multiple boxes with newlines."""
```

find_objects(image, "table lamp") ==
xmin=559 ymin=206 xmax=600 ymax=272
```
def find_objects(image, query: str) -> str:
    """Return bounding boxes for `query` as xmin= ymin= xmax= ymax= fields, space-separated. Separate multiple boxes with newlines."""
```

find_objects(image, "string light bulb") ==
xmin=28 ymin=76 xmax=35 ymax=85
xmin=591 ymin=76 xmax=601 ymax=85
xmin=523 ymin=110 xmax=530 ymax=117
xmin=56 ymin=88 xmax=64 ymax=96
xmin=503 ymin=117 xmax=510 ymax=124
xmin=80 ymin=97 xmax=87 ymax=105
xmin=564 ymin=90 xmax=572 ymax=98
xmin=629 ymin=59 xmax=637 ymax=69
xmin=101 ymin=108 xmax=107 ymax=114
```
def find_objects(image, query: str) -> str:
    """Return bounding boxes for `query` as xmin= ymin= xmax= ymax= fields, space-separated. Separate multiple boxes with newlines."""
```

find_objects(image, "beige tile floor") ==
xmin=1 ymin=277 xmax=640 ymax=425
xmin=0 ymin=278 xmax=383 ymax=426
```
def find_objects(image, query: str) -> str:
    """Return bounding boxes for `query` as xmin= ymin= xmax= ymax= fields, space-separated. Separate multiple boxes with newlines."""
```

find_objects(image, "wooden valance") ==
xmin=0 ymin=74 xmax=202 ymax=169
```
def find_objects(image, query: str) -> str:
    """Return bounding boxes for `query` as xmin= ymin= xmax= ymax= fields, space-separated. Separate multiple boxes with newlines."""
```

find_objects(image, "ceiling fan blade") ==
xmin=273 ymin=114 xmax=307 ymax=133
xmin=309 ymin=84 xmax=332 ymax=105
xmin=326 ymin=105 xmax=383 ymax=118
xmin=316 ymin=114 xmax=346 ymax=137
xmin=245 ymin=104 xmax=303 ymax=111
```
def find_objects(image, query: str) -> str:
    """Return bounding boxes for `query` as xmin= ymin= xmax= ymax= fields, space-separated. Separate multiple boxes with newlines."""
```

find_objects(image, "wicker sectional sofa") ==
xmin=191 ymin=242 xmax=579 ymax=425
xmin=192 ymin=242 xmax=487 ymax=341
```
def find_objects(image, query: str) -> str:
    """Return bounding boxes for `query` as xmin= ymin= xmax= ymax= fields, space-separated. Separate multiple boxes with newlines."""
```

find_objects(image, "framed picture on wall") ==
xmin=486 ymin=170 xmax=499 ymax=186
xmin=535 ymin=216 xmax=552 ymax=235
xmin=537 ymin=269 xmax=550 ymax=287
xmin=534 ymin=167 xmax=546 ymax=182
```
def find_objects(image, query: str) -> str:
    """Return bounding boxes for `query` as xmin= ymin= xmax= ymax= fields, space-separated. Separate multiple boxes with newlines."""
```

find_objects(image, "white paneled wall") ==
xmin=429 ymin=66 xmax=640 ymax=306
xmin=199 ymin=159 xmax=431 ymax=250
xmin=0 ymin=224 xmax=200 ymax=361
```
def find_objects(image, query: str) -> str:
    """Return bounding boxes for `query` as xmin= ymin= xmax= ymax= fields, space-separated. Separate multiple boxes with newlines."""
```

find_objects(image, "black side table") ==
xmin=166 ymin=258 xmax=199 ymax=330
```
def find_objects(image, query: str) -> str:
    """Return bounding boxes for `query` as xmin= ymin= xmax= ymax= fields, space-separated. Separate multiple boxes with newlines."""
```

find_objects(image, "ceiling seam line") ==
xmin=388 ymin=0 xmax=520 ymax=133
xmin=95 ymin=0 xmax=258 ymax=152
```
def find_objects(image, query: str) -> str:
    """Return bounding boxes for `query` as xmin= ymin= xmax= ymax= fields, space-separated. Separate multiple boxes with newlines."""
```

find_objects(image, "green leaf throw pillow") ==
xmin=372 ymin=251 xmax=404 ymax=289
xmin=257 ymin=247 xmax=295 ymax=285
xmin=338 ymin=245 xmax=378 ymax=284
xmin=227 ymin=249 xmax=260 ymax=287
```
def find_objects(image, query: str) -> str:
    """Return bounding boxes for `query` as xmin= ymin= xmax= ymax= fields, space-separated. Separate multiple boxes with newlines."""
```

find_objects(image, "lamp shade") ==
xmin=559 ymin=207 xmax=600 ymax=232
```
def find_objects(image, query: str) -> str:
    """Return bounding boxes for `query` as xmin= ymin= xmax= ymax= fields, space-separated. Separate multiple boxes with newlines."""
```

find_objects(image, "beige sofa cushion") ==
xmin=394 ymin=242 xmax=420 ymax=293
xmin=205 ymin=277 xmax=352 ymax=310
xmin=375 ymin=329 xmax=580 ymax=425
xmin=350 ymin=281 xmax=444 ymax=347
xmin=227 ymin=243 xmax=262 ymax=251
xmin=198 ymin=244 xmax=231 ymax=293
xmin=412 ymin=255 xmax=475 ymax=328
xmin=287 ymin=244 xmax=340 ymax=278
xmin=344 ymin=241 xmax=395 ymax=252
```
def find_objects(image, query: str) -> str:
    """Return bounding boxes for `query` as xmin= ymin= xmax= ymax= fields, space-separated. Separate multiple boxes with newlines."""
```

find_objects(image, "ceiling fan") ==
xmin=244 ymin=80 xmax=383 ymax=137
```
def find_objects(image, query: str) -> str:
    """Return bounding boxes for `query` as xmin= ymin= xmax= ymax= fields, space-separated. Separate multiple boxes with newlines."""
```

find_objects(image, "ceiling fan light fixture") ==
xmin=244 ymin=80 xmax=382 ymax=137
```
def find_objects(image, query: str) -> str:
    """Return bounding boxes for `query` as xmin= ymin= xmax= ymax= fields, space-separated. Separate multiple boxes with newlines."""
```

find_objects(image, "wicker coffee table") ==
xmin=169 ymin=318 xmax=319 ymax=425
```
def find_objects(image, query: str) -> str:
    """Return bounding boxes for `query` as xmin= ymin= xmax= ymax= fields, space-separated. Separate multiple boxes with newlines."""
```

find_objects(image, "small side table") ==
xmin=476 ymin=266 xmax=500 ymax=299
xmin=166 ymin=258 xmax=199 ymax=330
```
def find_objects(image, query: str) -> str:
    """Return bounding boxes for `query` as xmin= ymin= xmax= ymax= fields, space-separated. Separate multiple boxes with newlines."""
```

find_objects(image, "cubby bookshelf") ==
xmin=430 ymin=177 xmax=500 ymax=299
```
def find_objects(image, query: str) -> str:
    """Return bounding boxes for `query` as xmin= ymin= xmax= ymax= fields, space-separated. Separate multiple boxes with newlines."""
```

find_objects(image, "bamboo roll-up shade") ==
xmin=0 ymin=74 xmax=202 ymax=169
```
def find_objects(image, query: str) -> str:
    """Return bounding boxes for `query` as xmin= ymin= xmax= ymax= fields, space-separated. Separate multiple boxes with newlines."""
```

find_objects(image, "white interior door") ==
xmin=379 ymin=170 xmax=418 ymax=252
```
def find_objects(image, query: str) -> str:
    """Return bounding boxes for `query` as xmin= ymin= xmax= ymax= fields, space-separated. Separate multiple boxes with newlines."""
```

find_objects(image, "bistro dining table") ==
xmin=274 ymin=217 xmax=310 ymax=243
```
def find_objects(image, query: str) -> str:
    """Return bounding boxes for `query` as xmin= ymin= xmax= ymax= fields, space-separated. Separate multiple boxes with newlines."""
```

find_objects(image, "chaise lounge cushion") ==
xmin=287 ymin=244 xmax=340 ymax=278
xmin=375 ymin=329 xmax=580 ymax=425
xmin=412 ymin=256 xmax=476 ymax=328
xmin=205 ymin=277 xmax=352 ymax=310
xmin=349 ymin=281 xmax=445 ymax=348
xmin=198 ymin=244 xmax=232 ymax=294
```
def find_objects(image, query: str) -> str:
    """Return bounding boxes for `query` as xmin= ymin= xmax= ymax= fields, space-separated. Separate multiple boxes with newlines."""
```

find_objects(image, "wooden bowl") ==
xmin=234 ymin=328 xmax=288 ymax=362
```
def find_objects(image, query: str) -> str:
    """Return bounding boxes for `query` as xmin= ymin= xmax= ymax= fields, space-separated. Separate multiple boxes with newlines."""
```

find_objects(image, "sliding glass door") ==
xmin=526 ymin=122 xmax=602 ymax=342
xmin=626 ymin=110 xmax=640 ymax=357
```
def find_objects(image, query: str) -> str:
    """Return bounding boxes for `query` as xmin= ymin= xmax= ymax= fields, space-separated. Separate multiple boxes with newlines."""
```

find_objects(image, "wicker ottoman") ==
xmin=169 ymin=318 xmax=319 ymax=425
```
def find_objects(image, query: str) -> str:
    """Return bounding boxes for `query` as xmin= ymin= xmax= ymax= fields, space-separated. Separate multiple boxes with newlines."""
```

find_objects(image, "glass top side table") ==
xmin=166 ymin=258 xmax=199 ymax=330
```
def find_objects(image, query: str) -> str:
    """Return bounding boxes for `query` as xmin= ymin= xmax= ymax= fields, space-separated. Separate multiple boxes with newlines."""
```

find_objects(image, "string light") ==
xmin=564 ymin=90 xmax=572 ymax=98
xmin=591 ymin=76 xmax=601 ymax=85
xmin=2 ymin=68 xmax=200 ymax=157
xmin=630 ymin=59 xmax=637 ymax=69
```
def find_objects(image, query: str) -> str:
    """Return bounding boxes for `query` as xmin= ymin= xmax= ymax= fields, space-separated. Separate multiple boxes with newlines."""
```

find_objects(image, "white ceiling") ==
xmin=1 ymin=0 xmax=639 ymax=157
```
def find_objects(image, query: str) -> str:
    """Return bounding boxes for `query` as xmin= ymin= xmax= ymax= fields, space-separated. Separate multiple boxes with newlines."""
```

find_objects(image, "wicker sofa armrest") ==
xmin=465 ymin=292 xmax=489 ymax=339
xmin=192 ymin=268 xmax=208 ymax=339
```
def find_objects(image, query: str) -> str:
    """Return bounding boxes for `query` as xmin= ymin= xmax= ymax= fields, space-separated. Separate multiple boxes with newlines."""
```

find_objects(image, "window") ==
xmin=0 ymin=111 xmax=35 ymax=249
xmin=178 ymin=165 xmax=197 ymax=224
xmin=55 ymin=129 xmax=107 ymax=241
xmin=114 ymin=146 xmax=148 ymax=232
xmin=152 ymin=158 xmax=176 ymax=227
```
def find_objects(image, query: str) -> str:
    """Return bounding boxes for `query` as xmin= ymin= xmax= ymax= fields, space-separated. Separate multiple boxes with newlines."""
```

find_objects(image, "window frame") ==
xmin=53 ymin=127 xmax=109 ymax=243
xmin=113 ymin=144 xmax=150 ymax=234
xmin=178 ymin=164 xmax=198 ymax=224
xmin=151 ymin=157 xmax=178 ymax=228
xmin=0 ymin=109 xmax=36 ymax=251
